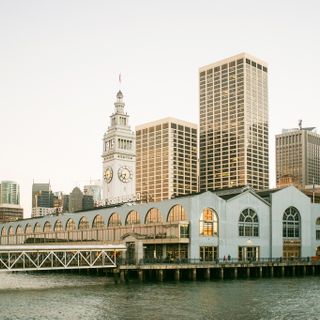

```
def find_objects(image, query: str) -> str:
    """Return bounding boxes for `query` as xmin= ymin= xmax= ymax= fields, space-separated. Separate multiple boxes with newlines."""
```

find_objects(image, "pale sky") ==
xmin=1 ymin=0 xmax=320 ymax=217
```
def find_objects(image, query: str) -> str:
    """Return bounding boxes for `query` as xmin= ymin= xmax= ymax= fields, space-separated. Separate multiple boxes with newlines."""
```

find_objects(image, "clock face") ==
xmin=118 ymin=166 xmax=133 ymax=183
xmin=104 ymin=167 xmax=113 ymax=183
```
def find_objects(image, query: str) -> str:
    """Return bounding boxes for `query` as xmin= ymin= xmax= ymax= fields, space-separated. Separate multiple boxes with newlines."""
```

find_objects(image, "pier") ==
xmin=113 ymin=258 xmax=320 ymax=283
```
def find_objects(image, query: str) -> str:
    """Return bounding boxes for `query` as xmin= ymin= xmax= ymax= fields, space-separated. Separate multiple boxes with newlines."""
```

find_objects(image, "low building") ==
xmin=1 ymin=186 xmax=320 ymax=260
xmin=0 ymin=204 xmax=23 ymax=223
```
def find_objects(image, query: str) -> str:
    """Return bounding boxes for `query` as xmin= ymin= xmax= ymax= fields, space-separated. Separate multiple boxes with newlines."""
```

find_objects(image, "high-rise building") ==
xmin=0 ymin=181 xmax=23 ymax=222
xmin=69 ymin=187 xmax=83 ymax=212
xmin=0 ymin=181 xmax=20 ymax=205
xmin=136 ymin=117 xmax=198 ymax=202
xmin=276 ymin=124 xmax=320 ymax=188
xmin=199 ymin=53 xmax=269 ymax=191
xmin=32 ymin=182 xmax=54 ymax=217
xmin=102 ymin=91 xmax=136 ymax=204
xmin=83 ymin=181 xmax=102 ymax=205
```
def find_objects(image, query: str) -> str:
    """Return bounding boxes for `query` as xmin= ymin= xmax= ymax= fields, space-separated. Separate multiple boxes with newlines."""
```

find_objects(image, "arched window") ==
xmin=34 ymin=223 xmax=41 ymax=233
xmin=16 ymin=225 xmax=23 ymax=235
xmin=54 ymin=220 xmax=63 ymax=232
xmin=108 ymin=213 xmax=121 ymax=227
xmin=239 ymin=208 xmax=259 ymax=237
xmin=283 ymin=207 xmax=301 ymax=238
xmin=145 ymin=208 xmax=162 ymax=224
xmin=78 ymin=217 xmax=89 ymax=230
xmin=66 ymin=219 xmax=76 ymax=231
xmin=8 ymin=226 xmax=14 ymax=236
xmin=25 ymin=224 xmax=32 ymax=234
xmin=200 ymin=208 xmax=218 ymax=236
xmin=43 ymin=222 xmax=52 ymax=233
xmin=126 ymin=210 xmax=140 ymax=225
xmin=167 ymin=204 xmax=187 ymax=222
xmin=1 ymin=227 xmax=7 ymax=236
xmin=316 ymin=217 xmax=320 ymax=240
xmin=92 ymin=215 xmax=104 ymax=229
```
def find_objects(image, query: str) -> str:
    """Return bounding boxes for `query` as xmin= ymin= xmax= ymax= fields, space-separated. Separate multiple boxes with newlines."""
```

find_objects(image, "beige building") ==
xmin=136 ymin=117 xmax=198 ymax=202
xmin=276 ymin=125 xmax=320 ymax=188
xmin=199 ymin=53 xmax=269 ymax=191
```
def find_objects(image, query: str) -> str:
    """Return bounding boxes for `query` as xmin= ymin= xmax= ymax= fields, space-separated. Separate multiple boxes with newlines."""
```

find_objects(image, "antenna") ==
xmin=118 ymin=73 xmax=122 ymax=90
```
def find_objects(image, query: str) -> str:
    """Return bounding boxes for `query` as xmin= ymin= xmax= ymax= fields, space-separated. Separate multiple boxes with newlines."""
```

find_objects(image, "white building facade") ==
xmin=102 ymin=90 xmax=136 ymax=205
xmin=1 ymin=186 xmax=320 ymax=261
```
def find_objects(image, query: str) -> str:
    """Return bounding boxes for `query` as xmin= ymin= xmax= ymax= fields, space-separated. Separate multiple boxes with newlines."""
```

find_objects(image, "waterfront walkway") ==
xmin=0 ymin=244 xmax=126 ymax=272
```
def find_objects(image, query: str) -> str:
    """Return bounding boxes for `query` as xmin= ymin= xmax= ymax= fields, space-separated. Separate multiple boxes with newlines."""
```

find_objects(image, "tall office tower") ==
xmin=136 ymin=117 xmax=198 ymax=202
xmin=102 ymin=91 xmax=136 ymax=204
xmin=0 ymin=181 xmax=20 ymax=205
xmin=68 ymin=187 xmax=84 ymax=212
xmin=276 ymin=124 xmax=320 ymax=188
xmin=199 ymin=53 xmax=269 ymax=191
xmin=83 ymin=181 xmax=102 ymax=205
xmin=32 ymin=182 xmax=54 ymax=217
xmin=0 ymin=181 xmax=23 ymax=222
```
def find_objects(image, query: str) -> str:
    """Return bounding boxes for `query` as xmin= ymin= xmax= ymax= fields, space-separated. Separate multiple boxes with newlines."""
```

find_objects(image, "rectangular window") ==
xmin=200 ymin=246 xmax=218 ymax=262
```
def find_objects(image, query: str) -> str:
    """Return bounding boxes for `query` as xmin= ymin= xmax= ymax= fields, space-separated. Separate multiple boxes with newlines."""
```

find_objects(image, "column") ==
xmin=220 ymin=268 xmax=224 ymax=280
xmin=174 ymin=269 xmax=180 ymax=281
xmin=191 ymin=269 xmax=197 ymax=281
xmin=113 ymin=269 xmax=120 ymax=284
xmin=204 ymin=268 xmax=210 ymax=280
xmin=138 ymin=270 xmax=144 ymax=282
xmin=120 ymin=271 xmax=125 ymax=283
xmin=157 ymin=269 xmax=164 ymax=282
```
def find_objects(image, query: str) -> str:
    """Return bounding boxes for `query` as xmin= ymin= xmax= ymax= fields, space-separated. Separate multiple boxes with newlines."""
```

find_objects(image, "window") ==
xmin=108 ymin=213 xmax=122 ymax=227
xmin=282 ymin=207 xmax=300 ymax=238
xmin=167 ymin=205 xmax=187 ymax=222
xmin=145 ymin=208 xmax=162 ymax=224
xmin=126 ymin=210 xmax=140 ymax=225
xmin=78 ymin=217 xmax=89 ymax=230
xmin=238 ymin=208 xmax=259 ymax=237
xmin=200 ymin=246 xmax=218 ymax=261
xmin=316 ymin=217 xmax=320 ymax=240
xmin=200 ymin=208 xmax=218 ymax=236
xmin=92 ymin=215 xmax=105 ymax=229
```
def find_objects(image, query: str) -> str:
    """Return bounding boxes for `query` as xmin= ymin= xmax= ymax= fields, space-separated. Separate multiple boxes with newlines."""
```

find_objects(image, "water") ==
xmin=0 ymin=273 xmax=319 ymax=320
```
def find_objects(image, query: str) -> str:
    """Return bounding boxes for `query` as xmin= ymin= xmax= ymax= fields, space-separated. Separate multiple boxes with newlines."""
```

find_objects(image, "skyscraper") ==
xmin=0 ymin=181 xmax=23 ymax=222
xmin=32 ymin=182 xmax=54 ymax=217
xmin=0 ymin=181 xmax=20 ymax=205
xmin=102 ymin=91 xmax=136 ymax=204
xmin=199 ymin=53 xmax=269 ymax=191
xmin=136 ymin=117 xmax=198 ymax=202
xmin=276 ymin=124 xmax=320 ymax=188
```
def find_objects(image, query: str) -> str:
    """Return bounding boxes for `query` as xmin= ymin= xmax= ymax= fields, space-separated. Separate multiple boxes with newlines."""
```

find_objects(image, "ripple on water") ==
xmin=0 ymin=275 xmax=320 ymax=320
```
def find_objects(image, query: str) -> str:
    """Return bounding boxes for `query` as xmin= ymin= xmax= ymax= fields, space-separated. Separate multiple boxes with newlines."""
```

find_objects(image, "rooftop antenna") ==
xmin=298 ymin=119 xmax=302 ymax=130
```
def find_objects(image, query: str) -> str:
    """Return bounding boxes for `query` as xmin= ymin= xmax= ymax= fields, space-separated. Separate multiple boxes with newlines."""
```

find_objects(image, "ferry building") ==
xmin=1 ymin=186 xmax=320 ymax=262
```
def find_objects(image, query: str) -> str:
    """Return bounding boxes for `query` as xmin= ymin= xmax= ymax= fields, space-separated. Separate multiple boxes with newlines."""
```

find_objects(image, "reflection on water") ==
xmin=0 ymin=273 xmax=319 ymax=320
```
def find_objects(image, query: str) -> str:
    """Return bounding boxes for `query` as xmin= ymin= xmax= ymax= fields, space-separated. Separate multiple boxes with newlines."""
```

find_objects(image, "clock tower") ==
xmin=102 ymin=90 xmax=136 ymax=204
